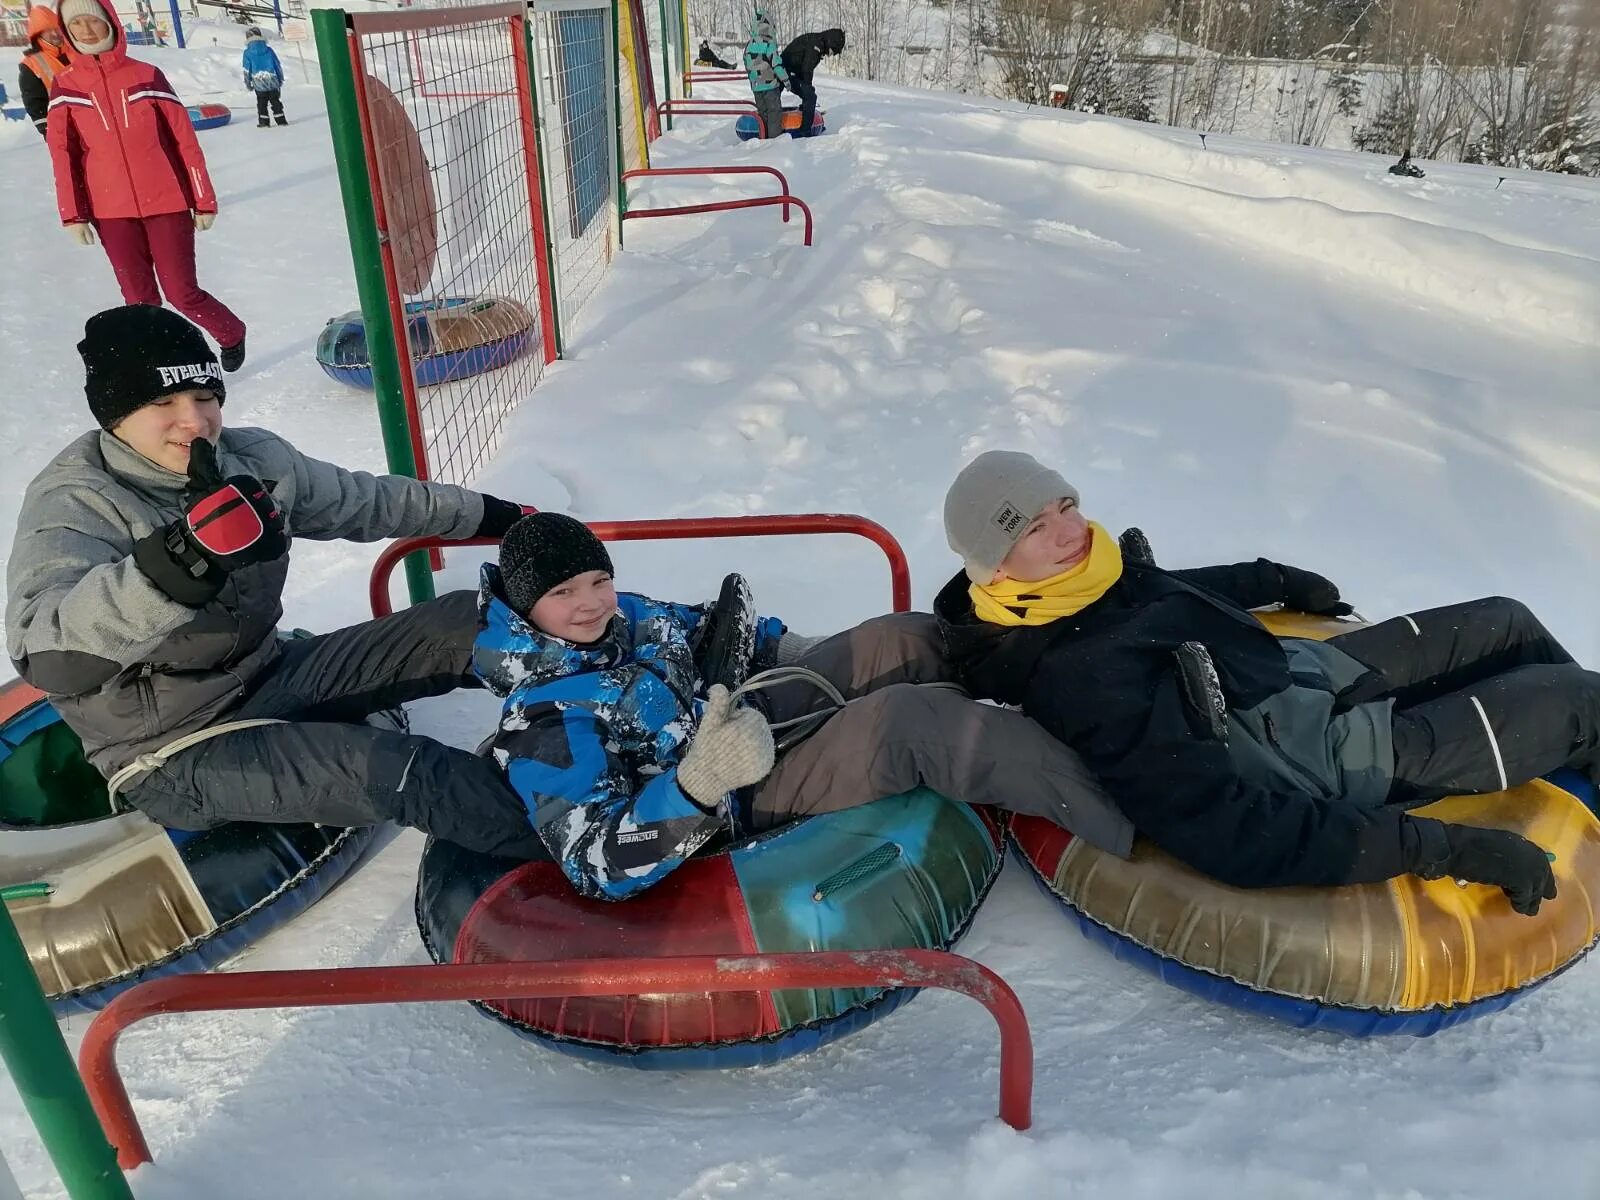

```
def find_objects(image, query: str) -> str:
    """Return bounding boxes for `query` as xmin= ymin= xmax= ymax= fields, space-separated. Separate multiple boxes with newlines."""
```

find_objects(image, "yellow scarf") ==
xmin=969 ymin=521 xmax=1124 ymax=627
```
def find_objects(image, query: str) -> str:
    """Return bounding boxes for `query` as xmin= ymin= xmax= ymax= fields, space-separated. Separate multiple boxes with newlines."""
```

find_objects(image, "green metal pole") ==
xmin=0 ymin=903 xmax=133 ymax=1200
xmin=314 ymin=7 xmax=434 ymax=605
xmin=521 ymin=11 xmax=563 ymax=358
xmin=612 ymin=0 xmax=628 ymax=247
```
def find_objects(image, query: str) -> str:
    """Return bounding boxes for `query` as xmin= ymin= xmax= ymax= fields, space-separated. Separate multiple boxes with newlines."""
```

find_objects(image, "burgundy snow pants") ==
xmin=95 ymin=211 xmax=246 ymax=348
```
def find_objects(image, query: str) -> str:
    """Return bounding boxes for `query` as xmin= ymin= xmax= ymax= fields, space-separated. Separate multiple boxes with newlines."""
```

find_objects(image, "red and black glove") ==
xmin=134 ymin=439 xmax=287 ymax=606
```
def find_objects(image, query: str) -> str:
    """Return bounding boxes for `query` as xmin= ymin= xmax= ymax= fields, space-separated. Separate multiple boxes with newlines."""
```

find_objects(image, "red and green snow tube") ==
xmin=416 ymin=788 xmax=1002 ymax=1068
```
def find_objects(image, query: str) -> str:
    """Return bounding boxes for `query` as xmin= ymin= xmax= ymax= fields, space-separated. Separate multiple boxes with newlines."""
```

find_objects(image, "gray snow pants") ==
xmin=122 ymin=590 xmax=545 ymax=859
xmin=752 ymin=89 xmax=785 ymax=138
xmin=747 ymin=613 xmax=1136 ymax=855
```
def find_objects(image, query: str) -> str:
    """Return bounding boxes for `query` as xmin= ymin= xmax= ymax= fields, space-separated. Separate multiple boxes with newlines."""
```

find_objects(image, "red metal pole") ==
xmin=510 ymin=10 xmax=560 ymax=366
xmin=368 ymin=513 xmax=911 ymax=618
xmin=622 ymin=194 xmax=812 ymax=245
xmin=80 ymin=951 xmax=1031 ymax=1169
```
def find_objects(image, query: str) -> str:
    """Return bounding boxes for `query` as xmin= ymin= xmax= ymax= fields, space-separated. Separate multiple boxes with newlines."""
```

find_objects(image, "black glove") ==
xmin=1407 ymin=817 xmax=1557 ymax=916
xmin=1275 ymin=562 xmax=1353 ymax=617
xmin=133 ymin=439 xmax=286 ymax=606
xmin=474 ymin=495 xmax=527 ymax=539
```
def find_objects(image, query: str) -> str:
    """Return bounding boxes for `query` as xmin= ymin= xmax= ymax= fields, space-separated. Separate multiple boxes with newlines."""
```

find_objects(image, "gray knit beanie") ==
xmin=942 ymin=450 xmax=1079 ymax=583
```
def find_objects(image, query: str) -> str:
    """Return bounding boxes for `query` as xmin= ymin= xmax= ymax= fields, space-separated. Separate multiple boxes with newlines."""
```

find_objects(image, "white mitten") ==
xmin=677 ymin=684 xmax=775 ymax=806
xmin=193 ymin=211 xmax=216 ymax=232
xmin=66 ymin=222 xmax=96 ymax=246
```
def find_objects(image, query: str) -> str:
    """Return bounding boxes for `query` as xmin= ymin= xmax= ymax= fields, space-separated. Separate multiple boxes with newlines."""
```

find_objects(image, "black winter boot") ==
xmin=220 ymin=336 xmax=246 ymax=372
xmin=274 ymin=114 xmax=287 ymax=126
xmin=257 ymin=116 xmax=270 ymax=128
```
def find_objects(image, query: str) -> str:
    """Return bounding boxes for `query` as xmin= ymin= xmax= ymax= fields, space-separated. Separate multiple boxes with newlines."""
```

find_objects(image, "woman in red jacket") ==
xmin=47 ymin=0 xmax=248 ymax=370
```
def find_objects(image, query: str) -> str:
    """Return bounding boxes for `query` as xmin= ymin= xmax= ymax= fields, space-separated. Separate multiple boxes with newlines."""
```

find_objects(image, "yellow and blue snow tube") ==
xmin=1013 ymin=611 xmax=1600 ymax=1035
xmin=0 ymin=677 xmax=382 ymax=1015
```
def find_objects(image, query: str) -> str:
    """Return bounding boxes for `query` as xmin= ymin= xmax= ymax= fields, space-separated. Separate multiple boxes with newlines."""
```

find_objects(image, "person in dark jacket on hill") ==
xmin=6 ymin=305 xmax=539 ymax=857
xmin=696 ymin=39 xmax=735 ymax=70
xmin=933 ymin=450 xmax=1600 ymax=916
xmin=780 ymin=27 xmax=843 ymax=139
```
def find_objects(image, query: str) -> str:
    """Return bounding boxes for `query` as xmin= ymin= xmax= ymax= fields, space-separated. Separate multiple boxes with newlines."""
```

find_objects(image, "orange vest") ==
xmin=23 ymin=43 xmax=72 ymax=90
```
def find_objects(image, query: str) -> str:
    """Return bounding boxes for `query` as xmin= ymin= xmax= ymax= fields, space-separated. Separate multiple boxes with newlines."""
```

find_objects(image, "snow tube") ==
xmin=417 ymin=789 xmax=1003 ymax=1067
xmin=735 ymin=107 xmax=825 ymax=140
xmin=1012 ymin=610 xmax=1600 ymax=1037
xmin=0 ymin=676 xmax=386 ymax=1016
xmin=188 ymin=103 xmax=232 ymax=131
xmin=316 ymin=296 xmax=536 ymax=390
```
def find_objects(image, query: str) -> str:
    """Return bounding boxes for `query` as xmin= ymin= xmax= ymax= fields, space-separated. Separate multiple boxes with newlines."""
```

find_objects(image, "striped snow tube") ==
xmin=0 ymin=677 xmax=383 ymax=1015
xmin=315 ymin=296 xmax=535 ymax=390
xmin=1013 ymin=610 xmax=1600 ymax=1035
xmin=417 ymin=789 xmax=1003 ymax=1068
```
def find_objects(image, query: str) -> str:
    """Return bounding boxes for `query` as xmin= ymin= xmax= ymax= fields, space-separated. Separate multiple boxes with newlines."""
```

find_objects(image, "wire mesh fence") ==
xmin=346 ymin=5 xmax=555 ymax=488
xmin=530 ymin=2 xmax=617 ymax=325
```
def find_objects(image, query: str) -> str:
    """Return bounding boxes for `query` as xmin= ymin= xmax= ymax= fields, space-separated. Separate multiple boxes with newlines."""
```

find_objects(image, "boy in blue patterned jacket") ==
xmin=473 ymin=513 xmax=1135 ymax=902
xmin=242 ymin=27 xmax=285 ymax=127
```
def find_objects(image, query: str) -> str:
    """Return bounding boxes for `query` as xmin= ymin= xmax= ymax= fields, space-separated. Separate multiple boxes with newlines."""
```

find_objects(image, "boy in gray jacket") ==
xmin=5 ymin=305 xmax=539 ymax=856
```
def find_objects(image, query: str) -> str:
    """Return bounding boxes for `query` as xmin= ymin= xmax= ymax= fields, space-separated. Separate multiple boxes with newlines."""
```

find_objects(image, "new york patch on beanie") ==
xmin=58 ymin=0 xmax=114 ymax=52
xmin=943 ymin=450 xmax=1079 ymax=583
xmin=500 ymin=512 xmax=615 ymax=616
xmin=80 ymin=305 xmax=225 ymax=431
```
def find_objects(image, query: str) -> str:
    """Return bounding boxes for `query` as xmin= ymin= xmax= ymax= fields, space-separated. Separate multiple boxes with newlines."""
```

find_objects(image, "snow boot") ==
xmin=257 ymin=116 xmax=270 ymax=128
xmin=274 ymin=114 xmax=287 ymax=126
xmin=693 ymin=573 xmax=758 ymax=692
xmin=220 ymin=336 xmax=246 ymax=372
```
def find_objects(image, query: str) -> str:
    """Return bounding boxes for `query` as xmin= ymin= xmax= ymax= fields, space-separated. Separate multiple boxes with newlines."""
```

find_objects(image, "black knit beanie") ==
xmin=80 ymin=305 xmax=225 ymax=431
xmin=500 ymin=512 xmax=614 ymax=616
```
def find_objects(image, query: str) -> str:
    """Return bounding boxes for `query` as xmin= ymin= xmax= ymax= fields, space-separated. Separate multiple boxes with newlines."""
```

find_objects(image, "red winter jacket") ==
xmin=46 ymin=0 xmax=216 ymax=224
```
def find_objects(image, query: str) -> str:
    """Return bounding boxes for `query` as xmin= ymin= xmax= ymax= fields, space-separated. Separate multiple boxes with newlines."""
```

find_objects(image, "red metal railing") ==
xmin=370 ymin=513 xmax=907 ymax=617
xmin=688 ymin=69 xmax=746 ymax=82
xmin=657 ymin=97 xmax=757 ymax=119
xmin=622 ymin=165 xmax=795 ymax=223
xmin=80 ymin=951 xmax=1033 ymax=1168
xmin=625 ymin=194 xmax=813 ymax=245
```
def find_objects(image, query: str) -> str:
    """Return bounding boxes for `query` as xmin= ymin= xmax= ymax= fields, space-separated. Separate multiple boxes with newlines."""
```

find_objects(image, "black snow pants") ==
xmin=123 ymin=590 xmax=545 ymax=859
xmin=1327 ymin=596 xmax=1600 ymax=804
xmin=788 ymin=77 xmax=817 ymax=135
xmin=255 ymin=88 xmax=285 ymax=124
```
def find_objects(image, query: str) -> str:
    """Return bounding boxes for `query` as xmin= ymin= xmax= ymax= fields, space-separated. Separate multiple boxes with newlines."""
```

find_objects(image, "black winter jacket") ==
xmin=781 ymin=29 xmax=844 ymax=86
xmin=935 ymin=558 xmax=1424 ymax=890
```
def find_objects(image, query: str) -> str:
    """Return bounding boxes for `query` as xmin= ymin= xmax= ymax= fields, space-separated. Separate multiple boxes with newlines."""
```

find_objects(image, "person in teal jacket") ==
xmin=742 ymin=9 xmax=787 ymax=139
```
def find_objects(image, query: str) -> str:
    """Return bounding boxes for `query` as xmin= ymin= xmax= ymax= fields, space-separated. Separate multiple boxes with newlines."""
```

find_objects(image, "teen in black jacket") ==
xmin=780 ymin=28 xmax=844 ymax=137
xmin=933 ymin=451 xmax=1600 ymax=915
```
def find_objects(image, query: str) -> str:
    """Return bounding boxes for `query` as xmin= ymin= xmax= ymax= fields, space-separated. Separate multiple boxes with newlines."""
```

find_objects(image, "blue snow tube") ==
xmin=316 ymin=296 xmax=536 ymax=390
xmin=0 ymin=676 xmax=386 ymax=1016
xmin=188 ymin=103 xmax=232 ymax=131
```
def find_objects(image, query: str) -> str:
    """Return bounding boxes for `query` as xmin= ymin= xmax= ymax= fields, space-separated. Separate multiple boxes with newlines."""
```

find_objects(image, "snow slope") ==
xmin=3 ymin=45 xmax=1600 ymax=1199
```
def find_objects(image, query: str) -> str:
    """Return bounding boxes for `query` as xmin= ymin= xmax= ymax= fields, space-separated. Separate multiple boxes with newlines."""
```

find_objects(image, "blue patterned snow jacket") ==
xmin=242 ymin=39 xmax=283 ymax=91
xmin=473 ymin=564 xmax=785 ymax=901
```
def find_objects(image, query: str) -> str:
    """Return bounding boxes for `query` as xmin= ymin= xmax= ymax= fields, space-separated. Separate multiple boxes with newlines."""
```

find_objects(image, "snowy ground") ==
xmin=3 ymin=30 xmax=1600 ymax=1199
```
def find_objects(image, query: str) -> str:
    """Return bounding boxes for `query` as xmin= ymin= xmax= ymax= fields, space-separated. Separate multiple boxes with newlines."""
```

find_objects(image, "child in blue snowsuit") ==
xmin=471 ymin=512 xmax=1135 ymax=903
xmin=242 ymin=27 xmax=285 ymax=127
xmin=742 ymin=9 xmax=787 ymax=139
